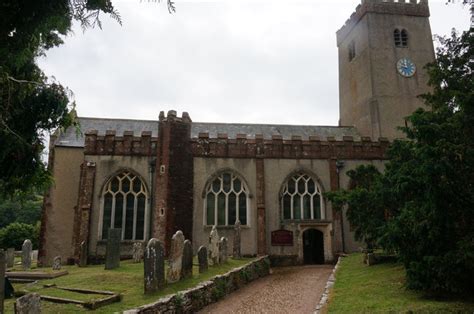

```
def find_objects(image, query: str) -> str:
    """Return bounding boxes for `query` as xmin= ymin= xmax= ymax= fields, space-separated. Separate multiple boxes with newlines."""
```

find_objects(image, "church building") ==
xmin=38 ymin=0 xmax=435 ymax=266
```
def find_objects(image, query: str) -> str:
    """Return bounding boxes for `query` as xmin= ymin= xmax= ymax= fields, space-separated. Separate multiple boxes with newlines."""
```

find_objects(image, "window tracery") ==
xmin=281 ymin=172 xmax=324 ymax=220
xmin=100 ymin=171 xmax=149 ymax=240
xmin=204 ymin=172 xmax=249 ymax=226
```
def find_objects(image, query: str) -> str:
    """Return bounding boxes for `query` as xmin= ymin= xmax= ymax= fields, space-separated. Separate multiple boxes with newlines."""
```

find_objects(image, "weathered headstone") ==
xmin=14 ymin=293 xmax=41 ymax=314
xmin=209 ymin=226 xmax=220 ymax=265
xmin=366 ymin=253 xmax=376 ymax=266
xmin=21 ymin=239 xmax=32 ymax=270
xmin=79 ymin=241 xmax=87 ymax=267
xmin=31 ymin=250 xmax=38 ymax=263
xmin=144 ymin=238 xmax=165 ymax=294
xmin=6 ymin=248 xmax=15 ymax=268
xmin=52 ymin=256 xmax=61 ymax=271
xmin=132 ymin=242 xmax=144 ymax=263
xmin=197 ymin=246 xmax=208 ymax=273
xmin=105 ymin=228 xmax=121 ymax=270
xmin=166 ymin=230 xmax=185 ymax=283
xmin=219 ymin=237 xmax=228 ymax=263
xmin=181 ymin=240 xmax=193 ymax=279
xmin=0 ymin=249 xmax=5 ymax=313
xmin=233 ymin=220 xmax=242 ymax=259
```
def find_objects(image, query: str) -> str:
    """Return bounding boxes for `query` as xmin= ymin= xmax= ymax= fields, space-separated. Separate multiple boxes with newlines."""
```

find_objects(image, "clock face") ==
xmin=397 ymin=57 xmax=416 ymax=77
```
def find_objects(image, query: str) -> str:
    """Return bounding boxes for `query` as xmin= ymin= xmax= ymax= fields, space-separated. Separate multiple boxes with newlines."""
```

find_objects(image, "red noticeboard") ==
xmin=271 ymin=229 xmax=293 ymax=246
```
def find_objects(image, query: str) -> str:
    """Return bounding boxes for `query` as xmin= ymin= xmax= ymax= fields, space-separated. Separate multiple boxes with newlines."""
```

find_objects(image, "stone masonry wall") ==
xmin=124 ymin=256 xmax=270 ymax=314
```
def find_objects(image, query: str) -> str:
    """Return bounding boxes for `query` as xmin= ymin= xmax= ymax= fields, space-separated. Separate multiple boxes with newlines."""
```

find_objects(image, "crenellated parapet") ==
xmin=84 ymin=130 xmax=157 ymax=156
xmin=191 ymin=133 xmax=390 ymax=160
xmin=336 ymin=0 xmax=430 ymax=45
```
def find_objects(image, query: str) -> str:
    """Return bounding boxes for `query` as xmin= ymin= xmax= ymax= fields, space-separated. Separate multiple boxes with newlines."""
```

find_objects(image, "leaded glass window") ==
xmin=281 ymin=173 xmax=324 ymax=220
xmin=204 ymin=172 xmax=249 ymax=226
xmin=100 ymin=171 xmax=149 ymax=240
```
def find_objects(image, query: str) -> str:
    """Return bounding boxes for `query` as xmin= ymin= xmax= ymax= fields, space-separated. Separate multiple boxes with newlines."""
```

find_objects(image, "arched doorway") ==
xmin=303 ymin=229 xmax=324 ymax=264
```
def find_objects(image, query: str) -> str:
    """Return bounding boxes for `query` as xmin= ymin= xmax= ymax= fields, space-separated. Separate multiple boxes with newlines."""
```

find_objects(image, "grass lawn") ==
xmin=5 ymin=257 xmax=253 ymax=313
xmin=327 ymin=253 xmax=474 ymax=313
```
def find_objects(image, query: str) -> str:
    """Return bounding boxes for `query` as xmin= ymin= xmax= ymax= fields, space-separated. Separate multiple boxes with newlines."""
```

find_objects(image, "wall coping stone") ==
xmin=124 ymin=256 xmax=270 ymax=314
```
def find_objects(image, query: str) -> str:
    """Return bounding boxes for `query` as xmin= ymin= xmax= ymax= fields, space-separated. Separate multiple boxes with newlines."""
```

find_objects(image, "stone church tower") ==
xmin=337 ymin=0 xmax=435 ymax=140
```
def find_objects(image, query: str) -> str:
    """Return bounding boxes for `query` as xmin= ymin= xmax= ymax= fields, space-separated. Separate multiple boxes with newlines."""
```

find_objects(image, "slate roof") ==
xmin=54 ymin=117 xmax=158 ymax=147
xmin=54 ymin=117 xmax=360 ymax=147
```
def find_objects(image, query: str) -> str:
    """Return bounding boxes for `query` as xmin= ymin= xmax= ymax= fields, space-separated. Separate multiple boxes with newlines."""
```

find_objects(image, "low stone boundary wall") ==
xmin=314 ymin=256 xmax=341 ymax=314
xmin=124 ymin=256 xmax=270 ymax=314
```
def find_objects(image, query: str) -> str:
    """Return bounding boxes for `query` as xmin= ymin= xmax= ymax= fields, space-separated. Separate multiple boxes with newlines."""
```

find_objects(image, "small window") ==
xmin=281 ymin=172 xmax=324 ymax=220
xmin=348 ymin=41 xmax=356 ymax=61
xmin=204 ymin=172 xmax=249 ymax=226
xmin=401 ymin=29 xmax=408 ymax=47
xmin=394 ymin=28 xmax=408 ymax=47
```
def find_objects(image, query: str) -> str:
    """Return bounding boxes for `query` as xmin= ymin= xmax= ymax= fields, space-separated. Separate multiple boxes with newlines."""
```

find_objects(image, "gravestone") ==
xmin=220 ymin=237 xmax=228 ymax=263
xmin=209 ymin=226 xmax=220 ymax=265
xmin=132 ymin=242 xmax=144 ymax=263
xmin=197 ymin=246 xmax=208 ymax=273
xmin=14 ymin=293 xmax=41 ymax=314
xmin=31 ymin=250 xmax=38 ymax=263
xmin=181 ymin=240 xmax=193 ymax=279
xmin=105 ymin=228 xmax=121 ymax=270
xmin=366 ymin=253 xmax=376 ymax=266
xmin=21 ymin=239 xmax=32 ymax=270
xmin=144 ymin=238 xmax=165 ymax=294
xmin=6 ymin=248 xmax=15 ymax=268
xmin=166 ymin=230 xmax=185 ymax=283
xmin=233 ymin=220 xmax=242 ymax=259
xmin=79 ymin=241 xmax=87 ymax=267
xmin=0 ymin=249 xmax=5 ymax=313
xmin=52 ymin=256 xmax=61 ymax=271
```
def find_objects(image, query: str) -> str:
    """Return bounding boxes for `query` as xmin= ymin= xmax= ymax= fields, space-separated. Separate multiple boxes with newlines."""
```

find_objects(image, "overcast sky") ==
xmin=38 ymin=0 xmax=470 ymax=126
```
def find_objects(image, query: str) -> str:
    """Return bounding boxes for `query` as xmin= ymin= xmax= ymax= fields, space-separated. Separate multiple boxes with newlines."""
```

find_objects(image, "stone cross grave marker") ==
xmin=52 ymin=256 xmax=62 ymax=271
xmin=0 ymin=249 xmax=5 ymax=313
xmin=132 ymin=242 xmax=144 ymax=263
xmin=105 ymin=228 xmax=121 ymax=270
xmin=79 ymin=240 xmax=87 ymax=267
xmin=233 ymin=220 xmax=242 ymax=259
xmin=144 ymin=238 xmax=165 ymax=294
xmin=14 ymin=293 xmax=41 ymax=314
xmin=220 ymin=237 xmax=228 ymax=263
xmin=21 ymin=239 xmax=32 ymax=270
xmin=167 ymin=230 xmax=185 ymax=283
xmin=197 ymin=246 xmax=208 ymax=273
xmin=181 ymin=239 xmax=193 ymax=279
xmin=6 ymin=248 xmax=15 ymax=268
xmin=209 ymin=226 xmax=220 ymax=265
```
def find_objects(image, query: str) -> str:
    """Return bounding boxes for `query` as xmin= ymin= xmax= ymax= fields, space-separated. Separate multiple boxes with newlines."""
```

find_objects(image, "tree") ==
xmin=0 ymin=0 xmax=174 ymax=196
xmin=327 ymin=29 xmax=474 ymax=294
xmin=0 ymin=1 xmax=112 ymax=196
xmin=0 ymin=192 xmax=43 ymax=228
xmin=381 ymin=29 xmax=474 ymax=294
xmin=326 ymin=165 xmax=385 ymax=250
xmin=0 ymin=222 xmax=40 ymax=250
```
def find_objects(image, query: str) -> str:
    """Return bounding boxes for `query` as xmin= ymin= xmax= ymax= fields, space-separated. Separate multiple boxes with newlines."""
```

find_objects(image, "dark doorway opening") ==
xmin=303 ymin=228 xmax=324 ymax=264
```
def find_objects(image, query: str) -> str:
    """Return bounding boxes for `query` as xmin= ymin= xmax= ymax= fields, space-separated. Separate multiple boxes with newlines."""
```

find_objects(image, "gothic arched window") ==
xmin=204 ymin=172 xmax=249 ymax=226
xmin=394 ymin=29 xmax=408 ymax=47
xmin=281 ymin=172 xmax=324 ymax=220
xmin=100 ymin=171 xmax=149 ymax=240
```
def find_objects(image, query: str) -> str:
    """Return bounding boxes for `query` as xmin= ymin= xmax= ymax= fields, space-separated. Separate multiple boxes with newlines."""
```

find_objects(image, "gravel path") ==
xmin=199 ymin=265 xmax=333 ymax=314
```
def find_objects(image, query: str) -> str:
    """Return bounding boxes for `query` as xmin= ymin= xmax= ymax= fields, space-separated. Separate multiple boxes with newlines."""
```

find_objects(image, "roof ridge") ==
xmin=78 ymin=116 xmax=157 ymax=123
xmin=192 ymin=122 xmax=353 ymax=129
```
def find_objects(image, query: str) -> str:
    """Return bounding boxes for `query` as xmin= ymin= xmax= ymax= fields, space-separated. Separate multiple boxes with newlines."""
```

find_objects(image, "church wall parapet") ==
xmin=336 ymin=0 xmax=430 ymax=46
xmin=191 ymin=135 xmax=390 ymax=160
xmin=84 ymin=130 xmax=157 ymax=156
